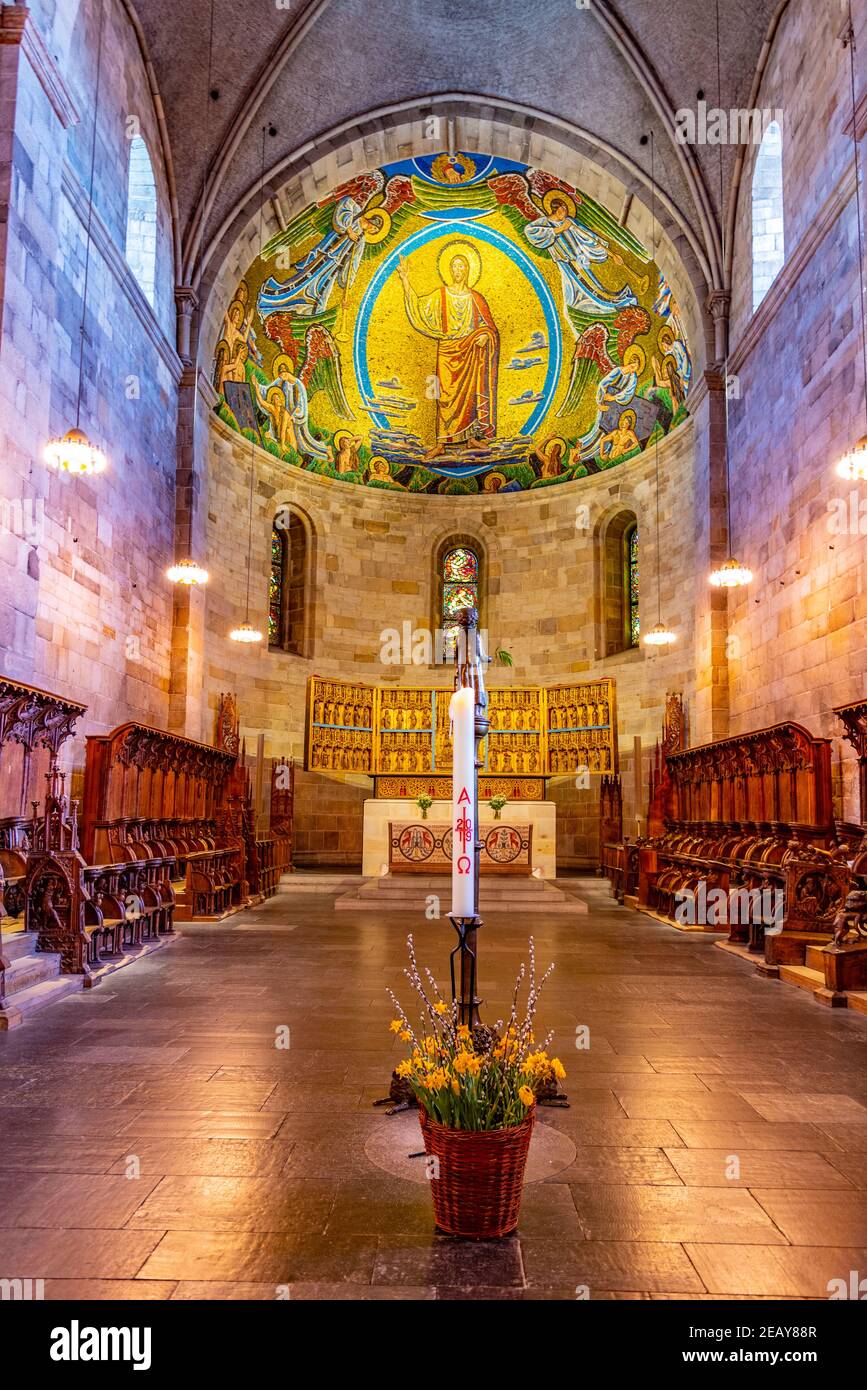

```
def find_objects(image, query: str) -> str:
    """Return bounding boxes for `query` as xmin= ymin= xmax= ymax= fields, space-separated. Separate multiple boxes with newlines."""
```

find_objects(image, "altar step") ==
xmin=716 ymin=937 xmax=867 ymax=1012
xmin=778 ymin=963 xmax=825 ymax=993
xmin=334 ymin=874 xmax=588 ymax=914
xmin=277 ymin=872 xmax=365 ymax=896
xmin=0 ymin=929 xmax=83 ymax=1029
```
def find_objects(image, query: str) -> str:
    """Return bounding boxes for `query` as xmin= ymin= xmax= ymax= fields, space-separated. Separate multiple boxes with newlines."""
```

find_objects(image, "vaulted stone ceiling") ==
xmin=129 ymin=0 xmax=784 ymax=289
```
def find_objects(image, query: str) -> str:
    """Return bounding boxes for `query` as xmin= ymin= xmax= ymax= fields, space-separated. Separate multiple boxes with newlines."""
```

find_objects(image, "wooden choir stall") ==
xmin=601 ymin=699 xmax=867 ymax=1010
xmin=81 ymin=694 xmax=292 ymax=924
xmin=1 ymin=682 xmax=294 ymax=1027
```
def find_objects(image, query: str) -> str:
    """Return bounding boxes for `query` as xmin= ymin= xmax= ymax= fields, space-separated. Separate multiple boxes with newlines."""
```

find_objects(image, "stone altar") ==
xmin=362 ymin=798 xmax=556 ymax=879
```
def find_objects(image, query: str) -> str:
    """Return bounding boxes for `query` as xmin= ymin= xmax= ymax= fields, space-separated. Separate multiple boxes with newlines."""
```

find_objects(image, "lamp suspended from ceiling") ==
xmin=166 ymin=558 xmax=210 ymax=586
xmin=229 ymin=124 xmax=269 ymax=645
xmin=43 ymin=0 xmax=107 ymax=478
xmin=166 ymin=0 xmax=217 ymax=586
xmin=708 ymin=0 xmax=752 ymax=589
xmin=835 ymin=1 xmax=867 ymax=482
xmin=643 ymin=130 xmax=676 ymax=648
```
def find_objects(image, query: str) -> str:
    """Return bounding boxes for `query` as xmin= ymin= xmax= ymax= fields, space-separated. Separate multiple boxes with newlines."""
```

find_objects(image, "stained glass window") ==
xmin=626 ymin=525 xmax=639 ymax=647
xmin=269 ymin=526 xmax=285 ymax=646
xmin=442 ymin=546 xmax=479 ymax=641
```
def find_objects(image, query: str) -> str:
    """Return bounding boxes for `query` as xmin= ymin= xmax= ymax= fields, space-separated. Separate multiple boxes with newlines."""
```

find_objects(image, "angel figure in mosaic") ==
xmin=253 ymin=339 xmax=332 ymax=463
xmin=258 ymin=172 xmax=414 ymax=321
xmin=525 ymin=191 xmax=641 ymax=317
xmin=213 ymin=280 xmax=262 ymax=395
xmin=556 ymin=307 xmax=650 ymax=419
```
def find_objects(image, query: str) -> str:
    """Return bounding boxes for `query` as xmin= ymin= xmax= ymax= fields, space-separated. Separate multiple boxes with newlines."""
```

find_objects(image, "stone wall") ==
xmin=0 ymin=0 xmax=179 ymax=764
xmin=292 ymin=769 xmax=368 ymax=869
xmin=727 ymin=0 xmax=866 ymax=819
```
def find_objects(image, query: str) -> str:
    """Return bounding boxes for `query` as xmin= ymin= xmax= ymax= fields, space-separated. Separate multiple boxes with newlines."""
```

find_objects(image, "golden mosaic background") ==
xmin=213 ymin=153 xmax=691 ymax=495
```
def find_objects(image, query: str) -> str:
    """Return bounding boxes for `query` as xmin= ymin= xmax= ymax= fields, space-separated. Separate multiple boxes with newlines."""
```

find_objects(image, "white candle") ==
xmin=449 ymin=684 xmax=476 ymax=917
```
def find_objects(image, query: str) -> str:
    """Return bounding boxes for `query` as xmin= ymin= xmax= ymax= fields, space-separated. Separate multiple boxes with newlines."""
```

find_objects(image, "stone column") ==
xmin=691 ymin=290 xmax=732 ymax=744
xmin=167 ymin=348 xmax=211 ymax=741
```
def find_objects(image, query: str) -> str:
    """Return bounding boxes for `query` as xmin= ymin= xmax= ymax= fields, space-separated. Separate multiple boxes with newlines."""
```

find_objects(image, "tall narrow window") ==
xmin=270 ymin=508 xmax=310 ymax=654
xmin=125 ymin=135 xmax=157 ymax=304
xmin=752 ymin=120 xmax=784 ymax=311
xmin=442 ymin=545 xmax=479 ymax=640
xmin=625 ymin=524 xmax=639 ymax=647
xmin=269 ymin=525 xmax=285 ymax=646
xmin=600 ymin=509 xmax=638 ymax=656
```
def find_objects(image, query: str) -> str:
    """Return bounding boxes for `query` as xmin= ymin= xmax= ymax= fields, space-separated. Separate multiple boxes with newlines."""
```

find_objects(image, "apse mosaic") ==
xmin=213 ymin=153 xmax=691 ymax=495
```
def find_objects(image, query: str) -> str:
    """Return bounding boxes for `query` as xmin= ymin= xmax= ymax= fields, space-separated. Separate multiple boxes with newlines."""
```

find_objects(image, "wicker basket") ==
xmin=418 ymin=1106 xmax=535 ymax=1238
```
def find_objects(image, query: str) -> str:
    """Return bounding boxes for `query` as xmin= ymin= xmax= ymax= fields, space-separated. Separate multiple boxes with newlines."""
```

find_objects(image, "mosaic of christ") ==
xmin=212 ymin=153 xmax=691 ymax=495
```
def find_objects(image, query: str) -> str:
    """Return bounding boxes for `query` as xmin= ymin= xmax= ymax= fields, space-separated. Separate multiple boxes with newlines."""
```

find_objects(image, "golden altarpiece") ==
xmin=305 ymin=676 xmax=617 ymax=794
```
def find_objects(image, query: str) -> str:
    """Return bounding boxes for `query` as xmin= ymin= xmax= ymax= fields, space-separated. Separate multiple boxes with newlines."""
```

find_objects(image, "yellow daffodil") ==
xmin=519 ymin=1085 xmax=535 ymax=1107
xmin=399 ymin=1029 xmax=412 ymax=1042
xmin=551 ymin=1057 xmax=566 ymax=1080
xmin=389 ymin=1019 xmax=402 ymax=1033
xmin=396 ymin=1059 xmax=413 ymax=1078
xmin=434 ymin=1001 xmax=447 ymax=1015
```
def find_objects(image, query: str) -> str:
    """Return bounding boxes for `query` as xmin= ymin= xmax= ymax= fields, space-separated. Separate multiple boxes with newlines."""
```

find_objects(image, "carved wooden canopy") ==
xmin=667 ymin=723 xmax=822 ymax=785
xmin=0 ymin=677 xmax=86 ymax=755
xmin=835 ymin=701 xmax=867 ymax=760
xmin=665 ymin=720 xmax=833 ymax=831
xmin=110 ymin=722 xmax=235 ymax=779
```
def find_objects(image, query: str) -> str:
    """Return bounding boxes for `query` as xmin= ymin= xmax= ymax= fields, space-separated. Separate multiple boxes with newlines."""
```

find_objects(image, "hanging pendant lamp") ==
xmin=167 ymin=558 xmax=210 ymax=585
xmin=707 ymin=0 xmax=751 ymax=588
xmin=643 ymin=130 xmax=675 ymax=648
xmin=835 ymin=3 xmax=867 ymax=481
xmin=44 ymin=0 xmax=107 ymax=477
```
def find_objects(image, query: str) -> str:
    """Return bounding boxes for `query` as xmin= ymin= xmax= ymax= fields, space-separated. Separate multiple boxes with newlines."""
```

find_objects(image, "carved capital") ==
xmin=175 ymin=285 xmax=199 ymax=365
xmin=705 ymin=291 xmax=731 ymax=363
xmin=705 ymin=289 xmax=731 ymax=322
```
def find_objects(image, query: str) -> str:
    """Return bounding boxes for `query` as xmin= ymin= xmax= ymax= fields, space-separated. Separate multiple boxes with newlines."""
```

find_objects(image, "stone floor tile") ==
xmin=568 ymin=1184 xmax=787 ymax=1243
xmin=685 ymin=1243 xmax=867 ymax=1298
xmin=664 ymin=1148 xmax=855 ymax=1188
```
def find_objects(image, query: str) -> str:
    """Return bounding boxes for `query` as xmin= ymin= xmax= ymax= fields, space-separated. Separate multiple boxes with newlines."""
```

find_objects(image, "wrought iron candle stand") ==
xmin=448 ymin=605 xmax=490 ymax=1029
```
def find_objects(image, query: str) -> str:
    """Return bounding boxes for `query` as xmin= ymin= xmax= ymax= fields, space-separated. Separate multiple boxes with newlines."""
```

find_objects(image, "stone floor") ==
xmin=1 ymin=877 xmax=866 ymax=1301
